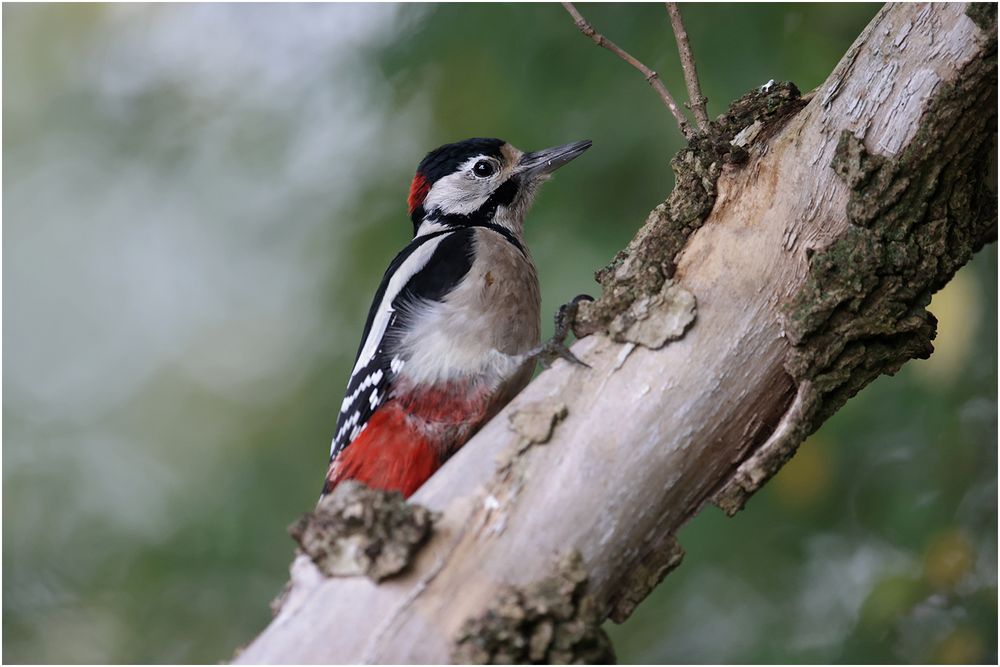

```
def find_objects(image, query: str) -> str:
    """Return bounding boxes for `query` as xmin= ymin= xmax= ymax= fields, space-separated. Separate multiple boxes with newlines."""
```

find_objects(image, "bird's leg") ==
xmin=531 ymin=294 xmax=594 ymax=369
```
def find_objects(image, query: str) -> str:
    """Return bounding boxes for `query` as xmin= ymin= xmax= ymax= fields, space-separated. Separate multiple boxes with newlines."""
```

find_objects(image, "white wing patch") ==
xmin=351 ymin=235 xmax=450 ymax=377
xmin=329 ymin=232 xmax=455 ymax=459
xmin=390 ymin=355 xmax=405 ymax=374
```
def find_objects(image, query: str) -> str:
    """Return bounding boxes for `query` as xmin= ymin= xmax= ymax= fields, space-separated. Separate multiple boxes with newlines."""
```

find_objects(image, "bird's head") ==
xmin=407 ymin=137 xmax=591 ymax=236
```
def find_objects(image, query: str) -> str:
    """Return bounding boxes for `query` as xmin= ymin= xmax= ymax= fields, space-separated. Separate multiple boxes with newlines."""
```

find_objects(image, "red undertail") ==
xmin=324 ymin=383 xmax=492 ymax=498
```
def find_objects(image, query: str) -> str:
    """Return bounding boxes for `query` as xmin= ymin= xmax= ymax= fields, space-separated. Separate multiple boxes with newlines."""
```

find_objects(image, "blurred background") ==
xmin=3 ymin=3 xmax=996 ymax=663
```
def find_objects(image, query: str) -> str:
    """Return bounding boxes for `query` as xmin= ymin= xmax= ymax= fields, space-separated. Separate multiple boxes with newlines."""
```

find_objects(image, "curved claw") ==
xmin=537 ymin=342 xmax=589 ymax=369
xmin=546 ymin=341 xmax=591 ymax=369
xmin=535 ymin=295 xmax=594 ymax=369
xmin=553 ymin=295 xmax=592 ymax=338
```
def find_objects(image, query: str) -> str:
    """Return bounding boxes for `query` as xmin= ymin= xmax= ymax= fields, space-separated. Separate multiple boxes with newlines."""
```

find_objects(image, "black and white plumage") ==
xmin=324 ymin=137 xmax=592 ymax=497
xmin=330 ymin=227 xmax=476 ymax=459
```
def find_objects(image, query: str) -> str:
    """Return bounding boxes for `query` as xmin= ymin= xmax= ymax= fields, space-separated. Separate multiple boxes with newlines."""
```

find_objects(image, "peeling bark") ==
xmin=235 ymin=4 xmax=996 ymax=663
xmin=508 ymin=398 xmax=569 ymax=448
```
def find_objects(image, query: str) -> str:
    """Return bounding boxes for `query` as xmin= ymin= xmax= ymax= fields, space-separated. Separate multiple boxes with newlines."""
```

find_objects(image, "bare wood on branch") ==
xmin=666 ymin=2 xmax=710 ymax=130
xmin=235 ymin=3 xmax=996 ymax=663
xmin=561 ymin=1 xmax=694 ymax=138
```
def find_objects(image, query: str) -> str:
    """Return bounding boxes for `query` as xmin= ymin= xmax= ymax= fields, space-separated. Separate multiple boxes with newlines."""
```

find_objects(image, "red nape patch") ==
xmin=324 ymin=402 xmax=440 ymax=498
xmin=407 ymin=173 xmax=430 ymax=215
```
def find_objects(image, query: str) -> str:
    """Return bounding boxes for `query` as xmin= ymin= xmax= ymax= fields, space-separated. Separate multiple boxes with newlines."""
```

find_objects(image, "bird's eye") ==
xmin=472 ymin=160 xmax=497 ymax=178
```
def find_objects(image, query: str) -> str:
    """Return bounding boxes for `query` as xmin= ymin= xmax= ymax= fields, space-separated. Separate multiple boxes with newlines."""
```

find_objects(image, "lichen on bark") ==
xmin=452 ymin=552 xmax=615 ymax=665
xmin=788 ymin=37 xmax=996 ymax=421
xmin=288 ymin=481 xmax=437 ymax=582
xmin=574 ymin=81 xmax=806 ymax=343
xmin=717 ymin=22 xmax=997 ymax=514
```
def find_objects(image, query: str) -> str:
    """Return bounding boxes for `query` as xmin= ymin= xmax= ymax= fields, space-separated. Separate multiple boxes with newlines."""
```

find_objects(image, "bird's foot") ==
xmin=533 ymin=294 xmax=593 ymax=369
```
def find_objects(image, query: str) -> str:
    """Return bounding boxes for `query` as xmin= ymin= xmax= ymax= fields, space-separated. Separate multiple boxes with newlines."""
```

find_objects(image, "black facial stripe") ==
xmin=410 ymin=151 xmax=521 ymax=236
xmin=489 ymin=176 xmax=520 ymax=209
xmin=436 ymin=175 xmax=521 ymax=227
xmin=426 ymin=175 xmax=525 ymax=257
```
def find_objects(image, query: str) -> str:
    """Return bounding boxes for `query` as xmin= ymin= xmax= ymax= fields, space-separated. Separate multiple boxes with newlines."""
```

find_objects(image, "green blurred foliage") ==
xmin=3 ymin=3 xmax=996 ymax=664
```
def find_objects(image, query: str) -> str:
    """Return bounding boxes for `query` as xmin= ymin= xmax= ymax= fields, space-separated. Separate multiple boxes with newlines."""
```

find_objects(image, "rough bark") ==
xmin=236 ymin=3 xmax=997 ymax=663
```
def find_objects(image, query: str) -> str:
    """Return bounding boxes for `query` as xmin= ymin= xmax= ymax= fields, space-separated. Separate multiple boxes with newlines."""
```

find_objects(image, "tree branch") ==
xmin=235 ymin=3 xmax=996 ymax=663
xmin=561 ymin=1 xmax=693 ymax=139
xmin=665 ymin=2 xmax=710 ymax=131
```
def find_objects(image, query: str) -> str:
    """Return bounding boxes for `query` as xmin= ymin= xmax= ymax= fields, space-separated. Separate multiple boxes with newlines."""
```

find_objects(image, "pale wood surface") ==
xmin=236 ymin=4 xmax=989 ymax=663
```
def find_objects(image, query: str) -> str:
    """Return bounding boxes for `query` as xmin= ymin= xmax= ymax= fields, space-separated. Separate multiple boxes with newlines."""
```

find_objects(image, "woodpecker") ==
xmin=323 ymin=137 xmax=592 ymax=498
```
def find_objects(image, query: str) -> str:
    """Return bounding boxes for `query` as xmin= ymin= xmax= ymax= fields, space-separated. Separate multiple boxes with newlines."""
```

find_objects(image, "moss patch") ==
xmin=787 ymin=32 xmax=996 ymax=422
xmin=718 ymin=21 xmax=997 ymax=514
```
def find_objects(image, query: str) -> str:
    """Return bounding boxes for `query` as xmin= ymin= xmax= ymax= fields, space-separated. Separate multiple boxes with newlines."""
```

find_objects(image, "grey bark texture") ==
xmin=235 ymin=3 xmax=997 ymax=663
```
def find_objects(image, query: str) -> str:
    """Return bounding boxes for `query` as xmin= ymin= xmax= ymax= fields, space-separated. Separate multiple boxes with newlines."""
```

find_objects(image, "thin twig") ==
xmin=665 ymin=2 xmax=709 ymax=131
xmin=561 ymin=2 xmax=693 ymax=139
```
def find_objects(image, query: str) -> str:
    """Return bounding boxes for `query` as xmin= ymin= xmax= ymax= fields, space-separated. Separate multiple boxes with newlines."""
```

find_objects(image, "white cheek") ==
xmin=423 ymin=173 xmax=493 ymax=215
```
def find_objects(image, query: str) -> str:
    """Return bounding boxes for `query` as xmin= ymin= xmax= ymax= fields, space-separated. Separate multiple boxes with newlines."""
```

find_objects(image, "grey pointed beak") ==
xmin=518 ymin=140 xmax=592 ymax=177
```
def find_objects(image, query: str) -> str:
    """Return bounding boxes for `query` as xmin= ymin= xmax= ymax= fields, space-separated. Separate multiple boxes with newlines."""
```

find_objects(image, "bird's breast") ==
xmin=394 ymin=227 xmax=540 ymax=387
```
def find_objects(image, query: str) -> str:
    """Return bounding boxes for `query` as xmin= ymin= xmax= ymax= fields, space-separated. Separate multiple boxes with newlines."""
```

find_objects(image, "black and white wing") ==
xmin=329 ymin=227 xmax=476 ymax=461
